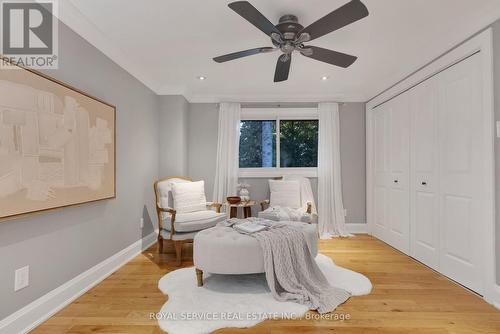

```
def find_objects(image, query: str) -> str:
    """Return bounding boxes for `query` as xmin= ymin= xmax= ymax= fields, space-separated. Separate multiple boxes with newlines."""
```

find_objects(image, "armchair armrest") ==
xmin=156 ymin=204 xmax=177 ymax=236
xmin=156 ymin=204 xmax=176 ymax=215
xmin=206 ymin=202 xmax=222 ymax=213
xmin=260 ymin=200 xmax=270 ymax=211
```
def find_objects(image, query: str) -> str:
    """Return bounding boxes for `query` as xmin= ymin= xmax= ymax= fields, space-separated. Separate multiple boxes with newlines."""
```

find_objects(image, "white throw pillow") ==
xmin=172 ymin=181 xmax=207 ymax=213
xmin=269 ymin=180 xmax=301 ymax=209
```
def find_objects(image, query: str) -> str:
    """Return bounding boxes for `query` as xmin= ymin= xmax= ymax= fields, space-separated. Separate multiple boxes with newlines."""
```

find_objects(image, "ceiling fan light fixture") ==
xmin=295 ymin=32 xmax=311 ymax=44
xmin=215 ymin=1 xmax=369 ymax=82
xmin=271 ymin=32 xmax=283 ymax=44
xmin=321 ymin=76 xmax=329 ymax=81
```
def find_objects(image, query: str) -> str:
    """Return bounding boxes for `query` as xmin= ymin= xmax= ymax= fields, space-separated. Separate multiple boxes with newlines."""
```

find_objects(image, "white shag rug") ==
xmin=156 ymin=254 xmax=371 ymax=334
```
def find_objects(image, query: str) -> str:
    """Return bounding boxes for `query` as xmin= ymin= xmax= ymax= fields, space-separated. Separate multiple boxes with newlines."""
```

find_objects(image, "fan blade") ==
xmin=228 ymin=1 xmax=281 ymax=37
xmin=301 ymin=46 xmax=357 ymax=68
xmin=274 ymin=54 xmax=291 ymax=82
xmin=213 ymin=47 xmax=275 ymax=63
xmin=299 ymin=0 xmax=369 ymax=41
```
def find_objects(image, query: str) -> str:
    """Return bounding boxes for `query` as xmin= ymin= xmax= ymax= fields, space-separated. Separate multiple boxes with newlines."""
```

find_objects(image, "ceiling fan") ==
xmin=213 ymin=0 xmax=369 ymax=82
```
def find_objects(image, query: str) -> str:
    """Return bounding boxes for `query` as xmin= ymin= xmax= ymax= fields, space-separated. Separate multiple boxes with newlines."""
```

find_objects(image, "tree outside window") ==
xmin=239 ymin=120 xmax=276 ymax=168
xmin=239 ymin=119 xmax=318 ymax=168
xmin=280 ymin=120 xmax=318 ymax=167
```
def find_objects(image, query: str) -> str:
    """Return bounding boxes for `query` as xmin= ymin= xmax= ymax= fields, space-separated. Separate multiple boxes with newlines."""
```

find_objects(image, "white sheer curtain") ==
xmin=317 ymin=102 xmax=351 ymax=238
xmin=213 ymin=102 xmax=241 ymax=204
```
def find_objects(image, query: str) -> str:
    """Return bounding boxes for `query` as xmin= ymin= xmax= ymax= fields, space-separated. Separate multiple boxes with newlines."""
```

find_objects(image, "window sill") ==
xmin=238 ymin=168 xmax=318 ymax=178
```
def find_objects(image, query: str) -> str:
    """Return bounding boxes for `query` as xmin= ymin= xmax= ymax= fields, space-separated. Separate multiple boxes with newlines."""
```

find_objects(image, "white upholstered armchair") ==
xmin=259 ymin=175 xmax=317 ymax=224
xmin=154 ymin=176 xmax=225 ymax=265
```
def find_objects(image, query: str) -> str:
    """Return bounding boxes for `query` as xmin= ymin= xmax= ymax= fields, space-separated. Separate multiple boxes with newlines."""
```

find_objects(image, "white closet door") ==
xmin=372 ymin=104 xmax=390 ymax=242
xmin=410 ymin=78 xmax=440 ymax=270
xmin=437 ymin=54 xmax=484 ymax=294
xmin=387 ymin=95 xmax=410 ymax=253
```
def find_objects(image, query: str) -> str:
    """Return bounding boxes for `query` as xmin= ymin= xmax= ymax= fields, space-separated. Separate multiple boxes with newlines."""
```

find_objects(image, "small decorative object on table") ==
xmin=238 ymin=182 xmax=251 ymax=201
xmin=226 ymin=196 xmax=241 ymax=204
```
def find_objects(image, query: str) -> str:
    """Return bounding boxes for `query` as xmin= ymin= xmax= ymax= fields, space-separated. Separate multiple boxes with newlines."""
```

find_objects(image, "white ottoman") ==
xmin=193 ymin=222 xmax=318 ymax=286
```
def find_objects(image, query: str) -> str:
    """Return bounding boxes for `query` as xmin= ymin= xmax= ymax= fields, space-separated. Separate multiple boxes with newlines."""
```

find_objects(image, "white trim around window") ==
xmin=241 ymin=108 xmax=318 ymax=120
xmin=239 ymin=167 xmax=318 ymax=178
xmin=239 ymin=107 xmax=319 ymax=178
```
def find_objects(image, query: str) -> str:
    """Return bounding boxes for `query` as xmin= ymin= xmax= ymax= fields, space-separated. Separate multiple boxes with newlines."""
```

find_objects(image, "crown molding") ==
xmin=156 ymin=84 xmax=189 ymax=97
xmin=182 ymin=93 xmax=369 ymax=104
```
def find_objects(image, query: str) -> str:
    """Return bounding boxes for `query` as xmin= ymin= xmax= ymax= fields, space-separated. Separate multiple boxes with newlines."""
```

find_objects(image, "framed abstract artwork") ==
xmin=0 ymin=61 xmax=116 ymax=221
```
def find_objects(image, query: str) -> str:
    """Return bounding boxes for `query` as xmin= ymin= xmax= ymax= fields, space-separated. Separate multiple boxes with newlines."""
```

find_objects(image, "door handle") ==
xmin=421 ymin=181 xmax=427 ymax=186
xmin=394 ymin=180 xmax=399 ymax=183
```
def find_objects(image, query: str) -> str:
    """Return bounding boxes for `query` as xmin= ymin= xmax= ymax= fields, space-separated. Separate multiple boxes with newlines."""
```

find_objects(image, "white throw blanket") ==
xmin=230 ymin=219 xmax=351 ymax=313
xmin=282 ymin=175 xmax=317 ymax=215
xmin=259 ymin=206 xmax=312 ymax=223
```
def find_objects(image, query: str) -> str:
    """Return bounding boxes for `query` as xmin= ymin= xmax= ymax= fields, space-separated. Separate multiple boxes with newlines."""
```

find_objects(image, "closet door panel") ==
xmin=387 ymin=95 xmax=410 ymax=253
xmin=389 ymin=187 xmax=408 ymax=239
xmin=369 ymin=50 xmax=488 ymax=295
xmin=410 ymin=79 xmax=440 ymax=270
xmin=372 ymin=106 xmax=389 ymax=242
xmin=438 ymin=54 xmax=483 ymax=294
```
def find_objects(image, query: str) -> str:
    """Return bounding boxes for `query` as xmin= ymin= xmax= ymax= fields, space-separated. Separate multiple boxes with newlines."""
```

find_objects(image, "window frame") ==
xmin=239 ymin=108 xmax=319 ymax=178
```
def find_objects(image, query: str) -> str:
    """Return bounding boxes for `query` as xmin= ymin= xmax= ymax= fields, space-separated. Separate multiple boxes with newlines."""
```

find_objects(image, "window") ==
xmin=239 ymin=120 xmax=276 ymax=168
xmin=239 ymin=108 xmax=319 ymax=177
xmin=280 ymin=120 xmax=318 ymax=168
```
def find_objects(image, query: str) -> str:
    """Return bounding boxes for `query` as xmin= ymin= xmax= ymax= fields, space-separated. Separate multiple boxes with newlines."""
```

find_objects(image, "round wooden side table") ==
xmin=225 ymin=200 xmax=256 ymax=218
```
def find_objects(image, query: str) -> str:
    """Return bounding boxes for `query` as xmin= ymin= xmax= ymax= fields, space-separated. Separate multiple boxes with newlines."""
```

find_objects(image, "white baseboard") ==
xmin=346 ymin=223 xmax=369 ymax=234
xmin=489 ymin=284 xmax=500 ymax=310
xmin=0 ymin=230 xmax=158 ymax=334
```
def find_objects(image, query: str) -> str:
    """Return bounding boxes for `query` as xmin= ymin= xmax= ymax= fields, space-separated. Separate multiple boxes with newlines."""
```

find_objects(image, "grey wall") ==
xmin=158 ymin=95 xmax=189 ymax=177
xmin=187 ymin=103 xmax=366 ymax=224
xmin=0 ymin=23 xmax=160 ymax=318
xmin=492 ymin=20 xmax=500 ymax=285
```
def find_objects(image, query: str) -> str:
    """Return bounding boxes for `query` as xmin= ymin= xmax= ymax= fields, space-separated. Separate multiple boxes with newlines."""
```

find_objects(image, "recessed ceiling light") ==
xmin=197 ymin=76 xmax=206 ymax=80
xmin=321 ymin=76 xmax=329 ymax=81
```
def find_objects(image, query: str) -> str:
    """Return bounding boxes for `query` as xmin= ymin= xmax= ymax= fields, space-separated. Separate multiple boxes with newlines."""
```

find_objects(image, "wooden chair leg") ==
xmin=196 ymin=268 xmax=203 ymax=287
xmin=174 ymin=241 xmax=182 ymax=266
xmin=158 ymin=236 xmax=163 ymax=254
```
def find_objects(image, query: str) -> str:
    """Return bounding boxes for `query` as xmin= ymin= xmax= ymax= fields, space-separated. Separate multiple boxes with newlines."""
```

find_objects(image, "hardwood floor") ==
xmin=33 ymin=235 xmax=500 ymax=334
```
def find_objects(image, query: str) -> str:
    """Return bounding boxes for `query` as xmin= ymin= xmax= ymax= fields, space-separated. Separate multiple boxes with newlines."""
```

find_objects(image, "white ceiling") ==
xmin=60 ymin=0 xmax=500 ymax=102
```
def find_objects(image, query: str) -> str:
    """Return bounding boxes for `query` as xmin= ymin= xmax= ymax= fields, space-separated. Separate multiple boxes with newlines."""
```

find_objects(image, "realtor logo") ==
xmin=1 ymin=0 xmax=58 ymax=69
